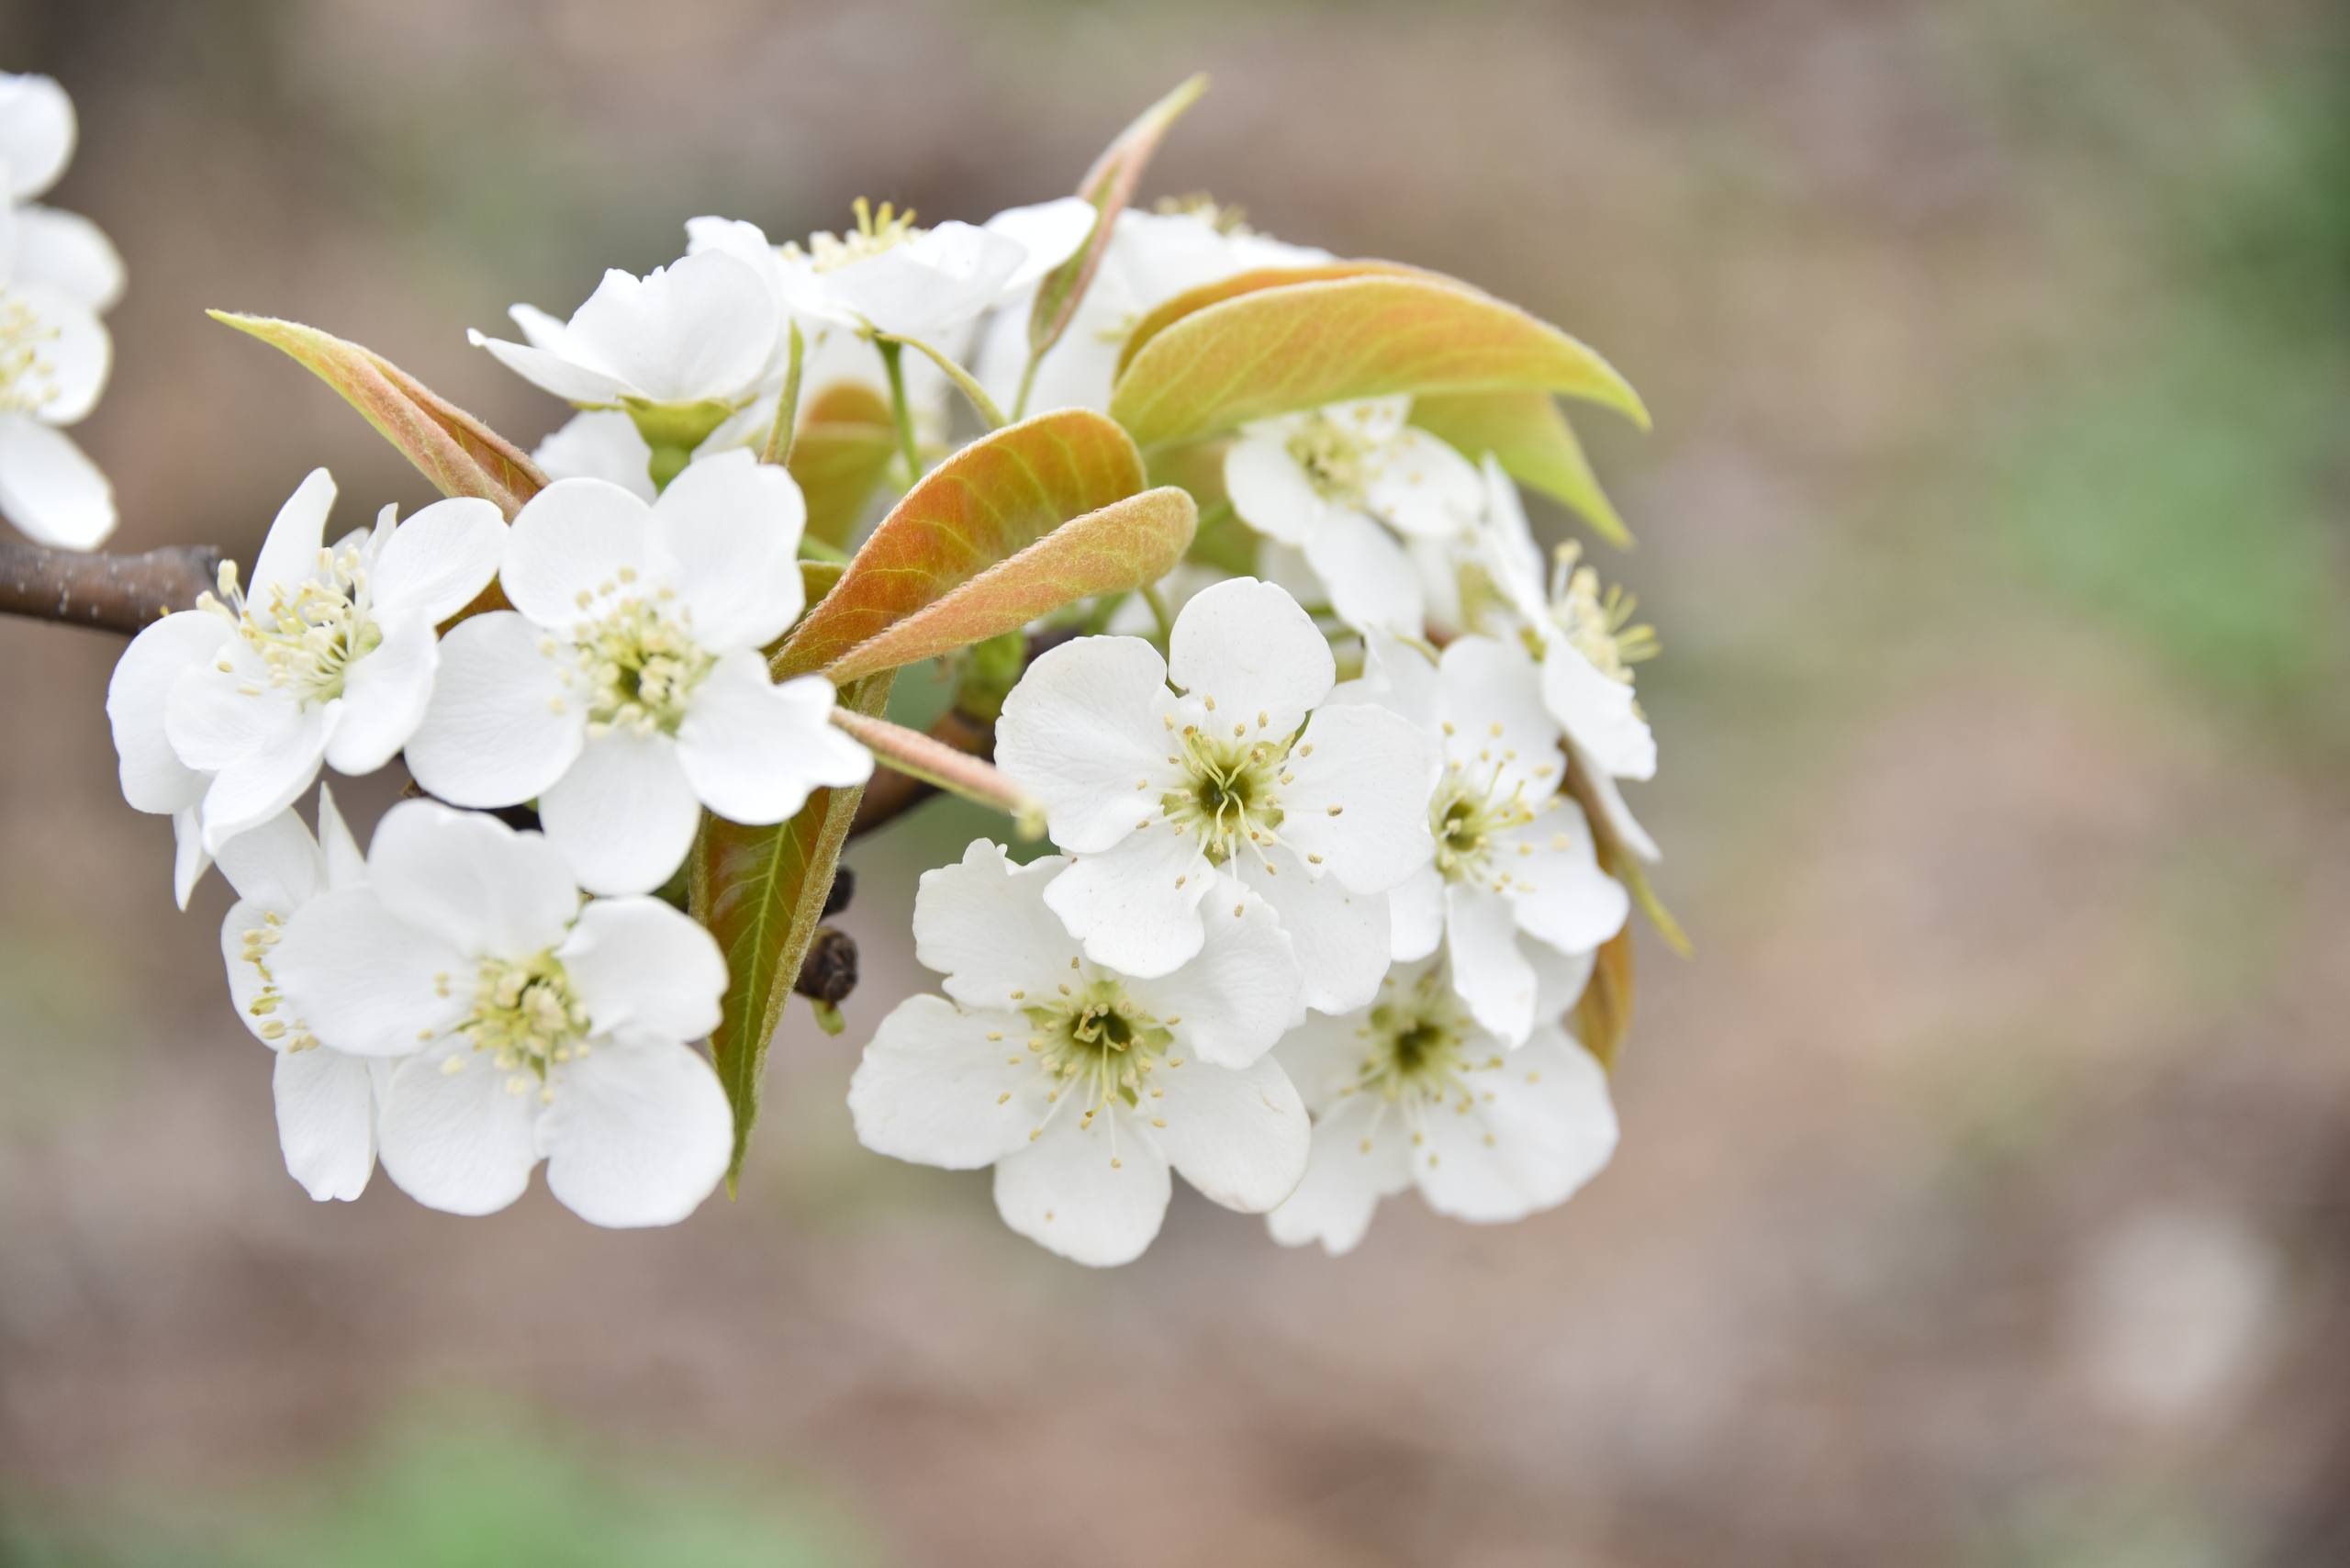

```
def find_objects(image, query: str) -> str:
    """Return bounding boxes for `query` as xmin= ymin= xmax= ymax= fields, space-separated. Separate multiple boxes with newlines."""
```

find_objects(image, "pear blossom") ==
xmin=106 ymin=470 xmax=504 ymax=896
xmin=469 ymin=249 xmax=777 ymax=460
xmin=216 ymin=788 xmax=386 ymax=1203
xmin=1224 ymin=395 xmax=1484 ymax=637
xmin=849 ymin=840 xmax=1309 ymax=1267
xmin=532 ymin=409 xmax=657 ymax=502
xmin=1268 ymin=952 xmax=1617 ymax=1255
xmin=975 ymin=205 xmax=1330 ymax=417
xmin=994 ymin=577 xmax=1433 ymax=1014
xmin=1480 ymin=455 xmax=1662 ymax=860
xmin=766 ymin=196 xmax=1094 ymax=342
xmin=406 ymin=450 xmax=871 ymax=896
xmin=1358 ymin=633 xmax=1629 ymax=1045
xmin=267 ymin=801 xmax=733 ymax=1226
xmin=0 ymin=73 xmax=122 ymax=548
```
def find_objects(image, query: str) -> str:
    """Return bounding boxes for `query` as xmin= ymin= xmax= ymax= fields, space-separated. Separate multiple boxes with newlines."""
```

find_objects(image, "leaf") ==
xmin=775 ymin=409 xmax=1146 ymax=678
xmin=1026 ymin=74 xmax=1211 ymax=372
xmin=1411 ymin=389 xmax=1632 ymax=548
xmin=208 ymin=310 xmax=546 ymax=516
xmin=1108 ymin=273 xmax=1650 ymax=451
xmin=1574 ymin=924 xmax=1635 ymax=1074
xmin=786 ymin=381 xmax=898 ymax=550
xmin=1113 ymin=261 xmax=1433 ymax=380
xmin=692 ymin=670 xmax=892 ymax=1187
xmin=824 ymin=487 xmax=1195 ymax=682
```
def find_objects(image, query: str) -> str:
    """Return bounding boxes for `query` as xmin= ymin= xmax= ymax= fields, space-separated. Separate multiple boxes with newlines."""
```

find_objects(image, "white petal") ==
xmin=365 ymin=799 xmax=582 ymax=958
xmin=1444 ymin=883 xmax=1539 ymax=1046
xmin=1230 ymin=850 xmax=1388 ymax=1017
xmin=273 ymin=1047 xmax=377 ymax=1202
xmin=1148 ymin=1052 xmax=1309 ymax=1214
xmin=1125 ymin=871 xmax=1303 ymax=1067
xmin=1476 ymin=454 xmax=1550 ymax=620
xmin=1222 ymin=429 xmax=1331 ymax=548
xmin=822 ymin=227 xmax=1023 ymax=339
xmin=654 ymin=448 xmax=806 ymax=649
xmin=984 ymin=196 xmax=1099 ymax=287
xmin=376 ymin=1048 xmax=541 ymax=1216
xmin=368 ymin=496 xmax=507 ymax=625
xmin=498 ymin=477 xmax=666 ymax=629
xmin=192 ymin=700 xmax=330 ymax=854
xmin=1366 ymin=427 xmax=1483 ymax=538
xmin=316 ymin=784 xmax=367 ymax=890
xmin=219 ymin=898 xmax=282 ymax=1044
xmin=1530 ymin=939 xmax=1598 ymax=1018
xmin=249 ymin=468 xmax=337 ymax=606
xmin=1497 ymin=803 xmax=1628 ymax=958
xmin=556 ymin=897 xmax=726 ymax=1042
xmin=0 ymin=73 xmax=75 ymax=200
xmin=321 ymin=611 xmax=436 ymax=776
xmin=10 ymin=205 xmax=124 ymax=311
xmin=541 ymin=1039 xmax=733 ymax=1226
xmin=537 ymin=729 xmax=701 ymax=896
xmin=1438 ymin=634 xmax=1563 ymax=799
xmin=1042 ymin=824 xmax=1209 ymax=980
xmin=107 ymin=610 xmax=229 ymax=813
xmin=1416 ymin=1027 xmax=1617 ymax=1223
xmin=471 ymin=330 xmax=636 ymax=406
xmin=531 ymin=409 xmax=655 ymax=501
xmin=1267 ymin=1094 xmax=1412 ymax=1255
xmin=910 ymin=840 xmax=1080 ymax=1010
xmin=1277 ymin=702 xmax=1435 ymax=894
xmin=1540 ymin=644 xmax=1656 ymax=781
xmin=1388 ymin=864 xmax=1446 ymax=962
xmin=849 ymin=995 xmax=1051 ymax=1169
xmin=404 ymin=610 xmax=584 ymax=807
xmin=1574 ymin=744 xmax=1662 ymax=863
xmin=0 ymin=415 xmax=113 ymax=546
xmin=172 ymin=807 xmax=213 ymax=911
xmin=674 ymin=657 xmax=867 ymax=825
xmin=565 ymin=252 xmax=774 ymax=405
xmin=1303 ymin=510 xmax=1425 ymax=638
xmin=7 ymin=283 xmax=106 ymax=424
xmin=213 ymin=806 xmax=324 ymax=911
xmin=994 ymin=634 xmax=1181 ymax=854
xmin=271 ymin=889 xmax=471 ymax=1057
xmin=992 ymin=1113 xmax=1171 ymax=1267
xmin=1166 ymin=577 xmax=1334 ymax=736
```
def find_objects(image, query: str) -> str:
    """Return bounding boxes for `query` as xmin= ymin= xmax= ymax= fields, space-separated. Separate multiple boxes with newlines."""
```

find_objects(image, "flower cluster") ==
xmin=73 ymin=74 xmax=1671 ymax=1256
xmin=0 ymin=72 xmax=124 ymax=548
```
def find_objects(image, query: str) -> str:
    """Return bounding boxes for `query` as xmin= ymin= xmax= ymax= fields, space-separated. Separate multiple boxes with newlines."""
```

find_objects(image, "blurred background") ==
xmin=2 ymin=0 xmax=2346 ymax=1562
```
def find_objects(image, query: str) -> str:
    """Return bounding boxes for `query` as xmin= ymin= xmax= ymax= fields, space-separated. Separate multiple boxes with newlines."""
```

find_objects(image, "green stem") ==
xmin=797 ymin=536 xmax=850 ymax=564
xmin=1011 ymin=353 xmax=1041 ymax=423
xmin=760 ymin=319 xmax=806 ymax=468
xmin=1141 ymin=581 xmax=1176 ymax=643
xmin=877 ymin=337 xmax=923 ymax=485
xmin=881 ymin=331 xmax=1007 ymax=431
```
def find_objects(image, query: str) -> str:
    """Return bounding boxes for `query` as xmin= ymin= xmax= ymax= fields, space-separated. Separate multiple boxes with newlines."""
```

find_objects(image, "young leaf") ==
xmin=1108 ymin=274 xmax=1650 ymax=451
xmin=822 ymin=487 xmax=1195 ymax=682
xmin=1574 ymin=923 xmax=1635 ymax=1074
xmin=787 ymin=381 xmax=899 ymax=550
xmin=207 ymin=311 xmax=546 ymax=516
xmin=1411 ymin=389 xmax=1632 ymax=548
xmin=693 ymin=669 xmax=892 ymax=1187
xmin=1025 ymin=74 xmax=1211 ymax=380
xmin=775 ymin=409 xmax=1146 ymax=678
xmin=1113 ymin=261 xmax=1435 ymax=379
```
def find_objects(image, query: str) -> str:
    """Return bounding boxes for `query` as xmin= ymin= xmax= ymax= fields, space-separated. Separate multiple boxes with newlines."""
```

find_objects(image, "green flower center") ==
xmin=1428 ymin=768 xmax=1539 ymax=887
xmin=1161 ymin=719 xmax=1292 ymax=866
xmin=1284 ymin=412 xmax=1371 ymax=505
xmin=1025 ymin=977 xmax=1174 ymax=1124
xmin=1349 ymin=969 xmax=1491 ymax=1108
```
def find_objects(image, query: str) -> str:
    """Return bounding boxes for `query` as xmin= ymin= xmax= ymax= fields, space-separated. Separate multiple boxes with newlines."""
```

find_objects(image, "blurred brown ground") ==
xmin=2 ymin=1 xmax=2347 ymax=1564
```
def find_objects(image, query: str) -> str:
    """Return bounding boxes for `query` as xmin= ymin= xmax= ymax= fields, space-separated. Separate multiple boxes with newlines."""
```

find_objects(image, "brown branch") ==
xmin=0 ymin=537 xmax=225 ymax=634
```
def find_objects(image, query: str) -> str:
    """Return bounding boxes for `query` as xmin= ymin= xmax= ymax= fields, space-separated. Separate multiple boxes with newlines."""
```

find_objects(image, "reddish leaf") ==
xmin=1574 ymin=924 xmax=1635 ymax=1074
xmin=786 ymin=381 xmax=898 ymax=549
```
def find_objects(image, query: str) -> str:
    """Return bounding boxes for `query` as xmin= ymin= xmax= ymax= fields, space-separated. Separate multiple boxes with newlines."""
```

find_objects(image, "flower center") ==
xmin=1160 ymin=718 xmax=1292 ymax=866
xmin=0 ymin=289 xmax=63 ymax=415
xmin=1428 ymin=767 xmax=1539 ymax=887
xmin=789 ymin=196 xmax=923 ymax=274
xmin=1544 ymin=543 xmax=1660 ymax=685
xmin=1023 ymin=976 xmax=1176 ymax=1149
xmin=1284 ymin=411 xmax=1372 ymax=505
xmin=199 ymin=548 xmax=383 ymax=705
xmin=455 ymin=950 xmax=590 ymax=1088
xmin=568 ymin=587 xmax=713 ymax=737
xmin=1151 ymin=193 xmax=1253 ymax=236
xmin=1348 ymin=969 xmax=1491 ymax=1108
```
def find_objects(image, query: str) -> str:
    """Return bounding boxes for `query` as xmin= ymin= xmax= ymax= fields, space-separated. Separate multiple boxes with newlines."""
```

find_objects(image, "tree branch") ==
xmin=0 ymin=537 xmax=225 ymax=634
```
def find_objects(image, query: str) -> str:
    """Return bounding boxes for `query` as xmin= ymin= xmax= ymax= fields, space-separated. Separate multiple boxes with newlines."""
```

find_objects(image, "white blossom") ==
xmin=216 ymin=787 xmax=386 ymax=1203
xmin=1269 ymin=952 xmax=1617 ymax=1254
xmin=532 ymin=409 xmax=657 ymax=502
xmin=1356 ymin=633 xmax=1628 ymax=1045
xmin=975 ymin=206 xmax=1330 ymax=417
xmin=267 ymin=801 xmax=733 ymax=1226
xmin=1224 ymin=395 xmax=1483 ymax=637
xmin=994 ymin=577 xmax=1433 ymax=1014
xmin=406 ymin=450 xmax=870 ymax=896
xmin=1479 ymin=455 xmax=1661 ymax=860
xmin=106 ymin=469 xmax=504 ymax=897
xmin=0 ymin=73 xmax=121 ymax=548
xmin=765 ymin=196 xmax=1094 ymax=342
xmin=849 ymin=839 xmax=1308 ymax=1267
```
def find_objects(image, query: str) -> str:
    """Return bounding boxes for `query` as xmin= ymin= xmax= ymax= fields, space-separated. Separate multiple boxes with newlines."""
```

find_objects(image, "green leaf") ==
xmin=1411 ymin=389 xmax=1632 ymax=548
xmin=1025 ymin=74 xmax=1211 ymax=379
xmin=692 ymin=670 xmax=892 ymax=1187
xmin=823 ymin=487 xmax=1195 ymax=683
xmin=1113 ymin=261 xmax=1434 ymax=380
xmin=207 ymin=310 xmax=546 ymax=516
xmin=774 ymin=408 xmax=1146 ymax=678
xmin=786 ymin=381 xmax=898 ymax=550
xmin=1108 ymin=273 xmax=1650 ymax=451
